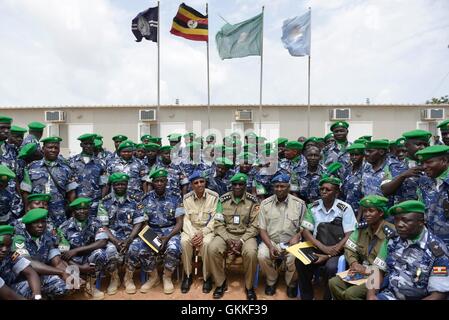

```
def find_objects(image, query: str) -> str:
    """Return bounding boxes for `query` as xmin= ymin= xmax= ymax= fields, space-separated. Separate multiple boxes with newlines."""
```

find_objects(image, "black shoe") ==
xmin=202 ymin=277 xmax=213 ymax=293
xmin=287 ymin=286 xmax=298 ymax=298
xmin=246 ymin=288 xmax=257 ymax=300
xmin=181 ymin=275 xmax=193 ymax=294
xmin=213 ymin=280 xmax=227 ymax=299
xmin=265 ymin=284 xmax=276 ymax=296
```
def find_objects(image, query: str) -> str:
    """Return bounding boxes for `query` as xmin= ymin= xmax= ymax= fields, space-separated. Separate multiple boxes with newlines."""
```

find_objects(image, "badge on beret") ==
xmin=338 ymin=122 xmax=342 ymax=126
xmin=80 ymin=203 xmax=86 ymax=208
xmin=396 ymin=207 xmax=403 ymax=213
xmin=1 ymin=176 xmax=7 ymax=181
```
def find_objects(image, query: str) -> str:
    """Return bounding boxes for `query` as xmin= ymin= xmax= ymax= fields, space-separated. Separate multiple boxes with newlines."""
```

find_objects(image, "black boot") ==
xmin=213 ymin=280 xmax=227 ymax=299
xmin=181 ymin=275 xmax=193 ymax=294
xmin=202 ymin=277 xmax=213 ymax=293
xmin=246 ymin=287 xmax=257 ymax=300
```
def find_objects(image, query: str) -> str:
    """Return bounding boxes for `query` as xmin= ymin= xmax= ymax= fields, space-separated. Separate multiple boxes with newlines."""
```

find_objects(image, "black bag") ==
xmin=316 ymin=217 xmax=344 ymax=246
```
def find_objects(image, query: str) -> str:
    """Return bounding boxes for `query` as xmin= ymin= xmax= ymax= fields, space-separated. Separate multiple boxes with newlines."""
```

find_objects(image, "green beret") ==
xmin=0 ymin=225 xmax=14 ymax=236
xmin=324 ymin=133 xmax=334 ymax=141
xmin=27 ymin=193 xmax=51 ymax=202
xmin=316 ymin=137 xmax=324 ymax=143
xmin=0 ymin=115 xmax=12 ymax=124
xmin=69 ymin=197 xmax=92 ymax=209
xmin=112 ymin=134 xmax=128 ymax=142
xmin=330 ymin=121 xmax=349 ymax=131
xmin=144 ymin=143 xmax=160 ymax=151
xmin=140 ymin=134 xmax=152 ymax=142
xmin=186 ymin=141 xmax=201 ymax=149
xmin=275 ymin=137 xmax=288 ymax=146
xmin=260 ymin=148 xmax=274 ymax=157
xmin=285 ymin=141 xmax=303 ymax=150
xmin=388 ymin=200 xmax=425 ymax=216
xmin=18 ymin=143 xmax=38 ymax=160
xmin=257 ymin=136 xmax=267 ymax=143
xmin=353 ymin=138 xmax=368 ymax=144
xmin=402 ymin=129 xmax=432 ymax=142
xmin=10 ymin=125 xmax=27 ymax=135
xmin=78 ymin=133 xmax=97 ymax=142
xmin=183 ymin=132 xmax=196 ymax=138
xmin=238 ymin=152 xmax=255 ymax=164
xmin=326 ymin=162 xmax=343 ymax=175
xmin=395 ymin=137 xmax=406 ymax=147
xmin=40 ymin=136 xmax=62 ymax=144
xmin=215 ymin=157 xmax=234 ymax=168
xmin=437 ymin=119 xmax=449 ymax=131
xmin=319 ymin=176 xmax=342 ymax=187
xmin=0 ymin=165 xmax=16 ymax=182
xmin=148 ymin=137 xmax=162 ymax=144
xmin=22 ymin=208 xmax=48 ymax=224
xmin=230 ymin=172 xmax=248 ymax=184
xmin=365 ymin=140 xmax=390 ymax=150
xmin=94 ymin=138 xmax=103 ymax=148
xmin=358 ymin=135 xmax=372 ymax=142
xmin=149 ymin=168 xmax=168 ymax=179
xmin=359 ymin=195 xmax=389 ymax=214
xmin=415 ymin=145 xmax=449 ymax=162
xmin=117 ymin=140 xmax=135 ymax=152
xmin=135 ymin=143 xmax=146 ymax=150
xmin=243 ymin=144 xmax=257 ymax=151
xmin=304 ymin=137 xmax=320 ymax=145
xmin=223 ymin=147 xmax=235 ymax=156
xmin=230 ymin=132 xmax=241 ymax=138
xmin=233 ymin=140 xmax=242 ymax=146
xmin=28 ymin=122 xmax=46 ymax=131
xmin=346 ymin=143 xmax=366 ymax=154
xmin=168 ymin=133 xmax=182 ymax=142
xmin=159 ymin=145 xmax=172 ymax=153
xmin=108 ymin=172 xmax=129 ymax=184
xmin=245 ymin=132 xmax=258 ymax=140
xmin=96 ymin=134 xmax=103 ymax=140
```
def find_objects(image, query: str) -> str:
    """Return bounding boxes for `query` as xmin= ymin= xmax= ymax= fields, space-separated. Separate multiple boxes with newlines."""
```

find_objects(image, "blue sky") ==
xmin=0 ymin=0 xmax=448 ymax=107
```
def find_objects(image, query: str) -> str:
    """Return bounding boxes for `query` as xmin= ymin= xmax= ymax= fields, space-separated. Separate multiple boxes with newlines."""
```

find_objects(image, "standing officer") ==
xmin=207 ymin=173 xmax=260 ymax=300
xmin=0 ymin=116 xmax=17 ymax=171
xmin=140 ymin=168 xmax=184 ymax=294
xmin=323 ymin=121 xmax=351 ymax=167
xmin=278 ymin=141 xmax=307 ymax=196
xmin=156 ymin=145 xmax=187 ymax=197
xmin=22 ymin=122 xmax=46 ymax=148
xmin=207 ymin=157 xmax=235 ymax=196
xmin=437 ymin=119 xmax=449 ymax=146
xmin=20 ymin=137 xmax=77 ymax=228
xmin=298 ymin=146 xmax=326 ymax=204
xmin=258 ymin=172 xmax=306 ymax=298
xmin=367 ymin=200 xmax=449 ymax=300
xmin=180 ymin=171 xmax=219 ymax=294
xmin=8 ymin=125 xmax=27 ymax=150
xmin=361 ymin=140 xmax=392 ymax=197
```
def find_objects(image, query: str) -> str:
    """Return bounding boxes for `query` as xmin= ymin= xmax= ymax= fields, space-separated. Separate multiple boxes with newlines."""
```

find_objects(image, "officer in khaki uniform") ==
xmin=258 ymin=172 xmax=306 ymax=298
xmin=180 ymin=171 xmax=219 ymax=294
xmin=207 ymin=172 xmax=260 ymax=300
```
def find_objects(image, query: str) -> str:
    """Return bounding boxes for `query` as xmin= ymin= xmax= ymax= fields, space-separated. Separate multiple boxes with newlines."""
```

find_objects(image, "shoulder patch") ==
xmin=357 ymin=220 xmax=369 ymax=229
xmin=246 ymin=193 xmax=259 ymax=203
xmin=102 ymin=194 xmax=112 ymax=201
xmin=220 ymin=194 xmax=232 ymax=202
xmin=430 ymin=240 xmax=445 ymax=258
xmin=11 ymin=251 xmax=20 ymax=262
xmin=336 ymin=202 xmax=348 ymax=211
xmin=382 ymin=225 xmax=397 ymax=239
xmin=312 ymin=200 xmax=320 ymax=207
xmin=137 ymin=203 xmax=144 ymax=210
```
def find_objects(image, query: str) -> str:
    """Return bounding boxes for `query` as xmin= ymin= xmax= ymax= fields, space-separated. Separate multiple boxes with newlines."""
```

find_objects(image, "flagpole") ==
xmin=157 ymin=1 xmax=161 ymax=136
xmin=206 ymin=3 xmax=211 ymax=131
xmin=307 ymin=7 xmax=311 ymax=137
xmin=259 ymin=6 xmax=264 ymax=135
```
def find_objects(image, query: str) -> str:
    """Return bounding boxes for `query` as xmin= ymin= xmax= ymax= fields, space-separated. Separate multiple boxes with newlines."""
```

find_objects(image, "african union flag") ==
xmin=170 ymin=3 xmax=208 ymax=41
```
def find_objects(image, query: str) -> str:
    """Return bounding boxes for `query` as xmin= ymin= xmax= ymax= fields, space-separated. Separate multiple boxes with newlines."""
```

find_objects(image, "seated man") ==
xmin=181 ymin=171 xmax=219 ymax=294
xmin=329 ymin=195 xmax=394 ymax=300
xmin=0 ymin=225 xmax=41 ymax=300
xmin=97 ymin=173 xmax=147 ymax=295
xmin=297 ymin=177 xmax=357 ymax=300
xmin=57 ymin=197 xmax=119 ymax=299
xmin=207 ymin=173 xmax=260 ymax=300
xmin=140 ymin=169 xmax=184 ymax=294
xmin=258 ymin=172 xmax=306 ymax=298
xmin=12 ymin=208 xmax=71 ymax=299
xmin=367 ymin=200 xmax=449 ymax=300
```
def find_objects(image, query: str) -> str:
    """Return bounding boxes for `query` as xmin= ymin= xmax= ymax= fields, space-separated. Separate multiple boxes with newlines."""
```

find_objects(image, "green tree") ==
xmin=426 ymin=95 xmax=449 ymax=104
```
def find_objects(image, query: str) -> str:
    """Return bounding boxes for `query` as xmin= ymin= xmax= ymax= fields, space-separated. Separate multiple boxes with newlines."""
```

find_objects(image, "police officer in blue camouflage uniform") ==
xmin=0 ymin=165 xmax=22 ymax=225
xmin=367 ymin=200 xmax=449 ymax=300
xmin=156 ymin=145 xmax=187 ymax=197
xmin=20 ymin=136 xmax=78 ymax=228
xmin=143 ymin=142 xmax=160 ymax=172
xmin=278 ymin=141 xmax=307 ymax=196
xmin=323 ymin=121 xmax=352 ymax=167
xmin=21 ymin=122 xmax=46 ymax=150
xmin=105 ymin=134 xmax=128 ymax=166
xmin=106 ymin=140 xmax=148 ymax=201
xmin=0 ymin=116 xmax=18 ymax=171
xmin=93 ymin=136 xmax=112 ymax=163
xmin=96 ymin=172 xmax=147 ymax=295
xmin=235 ymin=152 xmax=258 ymax=193
xmin=140 ymin=168 xmax=184 ymax=294
xmin=341 ymin=143 xmax=366 ymax=219
xmin=57 ymin=197 xmax=119 ymax=299
xmin=17 ymin=143 xmax=43 ymax=197
xmin=207 ymin=157 xmax=235 ymax=196
xmin=299 ymin=146 xmax=326 ymax=204
xmin=381 ymin=130 xmax=431 ymax=204
xmin=0 ymin=225 xmax=42 ymax=299
xmin=254 ymin=150 xmax=277 ymax=200
xmin=413 ymin=145 xmax=449 ymax=247
xmin=437 ymin=119 xmax=449 ymax=146
xmin=8 ymin=125 xmax=27 ymax=152
xmin=168 ymin=133 xmax=183 ymax=166
xmin=12 ymin=208 xmax=71 ymax=298
xmin=180 ymin=141 xmax=211 ymax=193
xmin=68 ymin=133 xmax=108 ymax=216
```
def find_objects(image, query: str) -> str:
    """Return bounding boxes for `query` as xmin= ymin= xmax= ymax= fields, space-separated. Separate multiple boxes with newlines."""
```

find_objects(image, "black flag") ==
xmin=132 ymin=6 xmax=158 ymax=42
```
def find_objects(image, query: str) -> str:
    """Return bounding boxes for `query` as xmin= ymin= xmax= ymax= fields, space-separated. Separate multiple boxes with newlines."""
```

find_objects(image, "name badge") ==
xmin=233 ymin=215 xmax=240 ymax=225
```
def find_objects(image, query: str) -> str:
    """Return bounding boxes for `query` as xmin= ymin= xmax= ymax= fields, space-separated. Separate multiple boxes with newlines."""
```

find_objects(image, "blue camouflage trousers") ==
xmin=72 ymin=242 xmax=119 ymax=273
xmin=125 ymin=238 xmax=152 ymax=272
xmin=147 ymin=228 xmax=181 ymax=273
xmin=12 ymin=275 xmax=68 ymax=299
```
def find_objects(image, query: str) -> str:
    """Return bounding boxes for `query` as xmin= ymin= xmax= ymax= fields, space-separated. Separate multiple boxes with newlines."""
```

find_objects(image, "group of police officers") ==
xmin=1 ymin=114 xmax=449 ymax=301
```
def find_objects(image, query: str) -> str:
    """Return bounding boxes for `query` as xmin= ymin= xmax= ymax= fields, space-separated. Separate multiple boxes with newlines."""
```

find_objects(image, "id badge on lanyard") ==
xmin=232 ymin=209 xmax=240 ymax=225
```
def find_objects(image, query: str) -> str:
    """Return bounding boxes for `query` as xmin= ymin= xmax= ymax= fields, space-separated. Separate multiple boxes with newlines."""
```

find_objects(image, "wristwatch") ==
xmin=34 ymin=294 xmax=42 ymax=300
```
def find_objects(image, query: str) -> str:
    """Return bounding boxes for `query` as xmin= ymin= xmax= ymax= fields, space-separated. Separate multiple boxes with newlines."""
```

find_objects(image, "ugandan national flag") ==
xmin=170 ymin=3 xmax=208 ymax=41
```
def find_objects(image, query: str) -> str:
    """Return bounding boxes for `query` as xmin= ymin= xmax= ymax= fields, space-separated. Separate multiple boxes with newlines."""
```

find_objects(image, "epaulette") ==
xmin=382 ymin=225 xmax=397 ymax=239
xmin=430 ymin=240 xmax=445 ymax=258
xmin=129 ymin=194 xmax=140 ymax=201
xmin=357 ymin=220 xmax=369 ymax=229
xmin=311 ymin=200 xmax=320 ymax=207
xmin=183 ymin=191 xmax=194 ymax=201
xmin=220 ymin=194 xmax=232 ymax=202
xmin=102 ymin=194 xmax=112 ymax=201
xmin=246 ymin=193 xmax=259 ymax=203
xmin=205 ymin=189 xmax=219 ymax=198
xmin=336 ymin=202 xmax=348 ymax=211
xmin=260 ymin=195 xmax=275 ymax=206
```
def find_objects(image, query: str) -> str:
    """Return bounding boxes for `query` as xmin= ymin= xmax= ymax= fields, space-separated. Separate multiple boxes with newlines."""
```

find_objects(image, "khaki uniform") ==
xmin=181 ymin=188 xmax=219 ymax=278
xmin=207 ymin=191 xmax=259 ymax=289
xmin=257 ymin=194 xmax=306 ymax=287
xmin=329 ymin=220 xmax=394 ymax=300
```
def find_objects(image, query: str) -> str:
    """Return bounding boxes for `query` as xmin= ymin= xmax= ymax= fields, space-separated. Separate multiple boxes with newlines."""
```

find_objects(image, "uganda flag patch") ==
xmin=170 ymin=3 xmax=208 ymax=41
xmin=432 ymin=266 xmax=448 ymax=276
